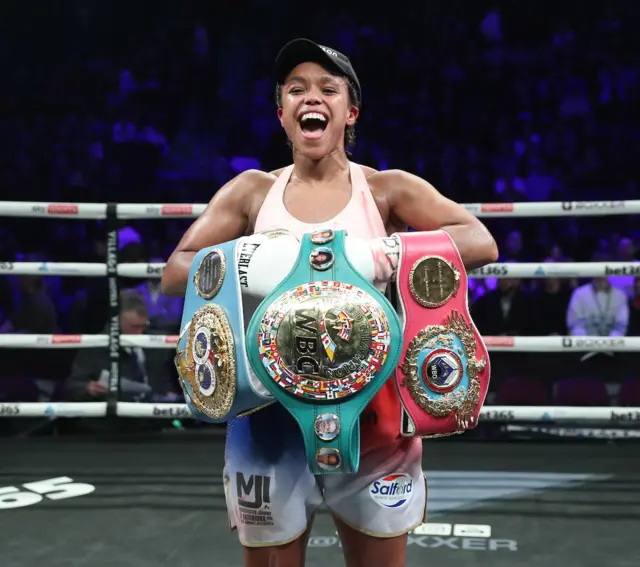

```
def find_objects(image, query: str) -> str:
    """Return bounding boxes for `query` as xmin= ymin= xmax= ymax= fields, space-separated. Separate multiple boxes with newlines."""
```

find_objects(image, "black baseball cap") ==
xmin=275 ymin=38 xmax=361 ymax=103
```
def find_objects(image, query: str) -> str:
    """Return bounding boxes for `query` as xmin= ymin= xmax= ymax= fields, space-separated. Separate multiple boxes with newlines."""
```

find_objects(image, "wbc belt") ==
xmin=246 ymin=229 xmax=402 ymax=475
xmin=175 ymin=238 xmax=273 ymax=422
xmin=393 ymin=230 xmax=490 ymax=438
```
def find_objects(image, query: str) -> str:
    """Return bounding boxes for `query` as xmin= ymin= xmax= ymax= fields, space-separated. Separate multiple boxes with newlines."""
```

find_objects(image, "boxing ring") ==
xmin=0 ymin=199 xmax=639 ymax=567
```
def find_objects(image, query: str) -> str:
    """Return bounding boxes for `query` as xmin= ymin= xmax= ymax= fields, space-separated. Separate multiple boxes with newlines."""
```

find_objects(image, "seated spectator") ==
xmin=0 ymin=271 xmax=61 ymax=400
xmin=66 ymin=290 xmax=177 ymax=402
xmin=566 ymin=275 xmax=629 ymax=338
xmin=531 ymin=265 xmax=572 ymax=336
xmin=1 ymin=273 xmax=57 ymax=335
xmin=565 ymin=266 xmax=629 ymax=398
xmin=471 ymin=278 xmax=534 ymax=336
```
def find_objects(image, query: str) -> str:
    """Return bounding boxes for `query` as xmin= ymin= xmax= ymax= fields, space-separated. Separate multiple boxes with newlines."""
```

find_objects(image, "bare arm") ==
xmin=161 ymin=169 xmax=272 ymax=296
xmin=380 ymin=170 xmax=499 ymax=270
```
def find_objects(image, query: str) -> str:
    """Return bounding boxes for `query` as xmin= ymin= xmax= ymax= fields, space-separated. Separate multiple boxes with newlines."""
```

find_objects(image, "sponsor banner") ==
xmin=561 ymin=201 xmax=625 ymax=212
xmin=145 ymin=334 xmax=178 ymax=345
xmin=468 ymin=264 xmax=509 ymax=277
xmin=0 ymin=404 xmax=20 ymax=416
xmin=610 ymin=410 xmax=640 ymax=423
xmin=43 ymin=405 xmax=90 ymax=418
xmin=531 ymin=264 xmax=582 ymax=278
xmin=139 ymin=205 xmax=201 ymax=218
xmin=605 ymin=264 xmax=640 ymax=277
xmin=561 ymin=337 xmax=625 ymax=350
xmin=51 ymin=335 xmax=83 ymax=345
xmin=151 ymin=405 xmax=192 ymax=419
xmin=482 ymin=336 xmax=515 ymax=348
xmin=480 ymin=203 xmax=514 ymax=213
xmin=36 ymin=263 xmax=83 ymax=275
xmin=34 ymin=334 xmax=84 ymax=346
xmin=146 ymin=263 xmax=165 ymax=277
xmin=31 ymin=204 xmax=80 ymax=215
xmin=480 ymin=409 xmax=516 ymax=422
xmin=161 ymin=205 xmax=193 ymax=216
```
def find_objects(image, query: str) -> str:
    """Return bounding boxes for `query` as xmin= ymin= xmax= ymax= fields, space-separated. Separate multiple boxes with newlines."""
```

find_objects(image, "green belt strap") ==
xmin=246 ymin=229 xmax=401 ymax=474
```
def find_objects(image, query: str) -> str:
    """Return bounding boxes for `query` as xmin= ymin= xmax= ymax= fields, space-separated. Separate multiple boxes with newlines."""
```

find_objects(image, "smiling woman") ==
xmin=162 ymin=37 xmax=497 ymax=567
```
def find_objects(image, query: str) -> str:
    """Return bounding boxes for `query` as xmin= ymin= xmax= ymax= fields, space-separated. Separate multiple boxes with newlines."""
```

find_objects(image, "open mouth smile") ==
xmin=299 ymin=112 xmax=328 ymax=140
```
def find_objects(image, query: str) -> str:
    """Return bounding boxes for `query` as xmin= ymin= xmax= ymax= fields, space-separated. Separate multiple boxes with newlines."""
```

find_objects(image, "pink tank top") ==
xmin=254 ymin=161 xmax=386 ymax=241
xmin=253 ymin=161 xmax=411 ymax=456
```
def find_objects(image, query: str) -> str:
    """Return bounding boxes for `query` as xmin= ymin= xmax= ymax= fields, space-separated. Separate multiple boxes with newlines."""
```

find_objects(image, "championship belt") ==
xmin=175 ymin=238 xmax=273 ymax=422
xmin=393 ymin=230 xmax=490 ymax=438
xmin=246 ymin=229 xmax=402 ymax=474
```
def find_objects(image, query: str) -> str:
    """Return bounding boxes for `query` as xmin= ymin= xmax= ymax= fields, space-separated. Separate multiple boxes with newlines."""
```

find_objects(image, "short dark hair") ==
xmin=274 ymin=77 xmax=360 ymax=149
xmin=120 ymin=290 xmax=147 ymax=316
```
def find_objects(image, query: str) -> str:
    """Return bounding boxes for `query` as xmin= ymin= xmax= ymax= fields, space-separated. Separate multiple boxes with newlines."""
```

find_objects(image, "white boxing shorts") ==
xmin=223 ymin=404 xmax=427 ymax=547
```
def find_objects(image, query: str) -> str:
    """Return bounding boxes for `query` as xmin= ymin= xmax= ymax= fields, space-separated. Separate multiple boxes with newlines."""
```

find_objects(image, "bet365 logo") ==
xmin=0 ymin=477 xmax=95 ymax=509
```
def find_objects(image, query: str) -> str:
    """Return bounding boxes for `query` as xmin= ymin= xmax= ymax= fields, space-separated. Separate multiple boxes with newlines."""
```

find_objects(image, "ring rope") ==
xmin=0 ymin=199 xmax=638 ymax=219
xmin=0 ymin=332 xmax=635 ymax=352
xmin=0 ymin=199 xmax=638 ymax=426
xmin=0 ymin=261 xmax=637 ymax=278
xmin=0 ymin=402 xmax=635 ymax=423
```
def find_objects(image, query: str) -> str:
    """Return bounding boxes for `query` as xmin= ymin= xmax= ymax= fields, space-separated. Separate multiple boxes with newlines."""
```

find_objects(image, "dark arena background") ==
xmin=1 ymin=2 xmax=639 ymax=566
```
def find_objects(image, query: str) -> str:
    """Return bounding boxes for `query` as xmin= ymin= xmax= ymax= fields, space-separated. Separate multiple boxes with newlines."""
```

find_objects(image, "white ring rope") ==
xmin=0 ymin=199 xmax=638 ymax=425
xmin=0 ymin=199 xmax=638 ymax=219
xmin=0 ymin=261 xmax=637 ymax=278
xmin=0 ymin=333 xmax=636 ymax=352
xmin=0 ymin=402 xmax=635 ymax=423
xmin=0 ymin=334 xmax=175 ymax=349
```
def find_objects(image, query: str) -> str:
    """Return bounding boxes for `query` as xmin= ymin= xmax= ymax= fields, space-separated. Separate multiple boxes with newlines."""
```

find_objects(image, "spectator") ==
xmin=471 ymin=278 xmax=534 ymax=336
xmin=0 ymin=262 xmax=61 ymax=400
xmin=66 ymin=290 xmax=176 ymax=402
xmin=1 ymin=272 xmax=57 ymax=335
xmin=566 ymin=273 xmax=629 ymax=338
xmin=563 ymin=261 xmax=630 ymax=403
xmin=531 ymin=266 xmax=572 ymax=336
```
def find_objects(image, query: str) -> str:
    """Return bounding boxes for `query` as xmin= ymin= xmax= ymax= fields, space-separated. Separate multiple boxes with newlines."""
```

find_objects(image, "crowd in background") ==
xmin=0 ymin=1 xmax=639 ymax=414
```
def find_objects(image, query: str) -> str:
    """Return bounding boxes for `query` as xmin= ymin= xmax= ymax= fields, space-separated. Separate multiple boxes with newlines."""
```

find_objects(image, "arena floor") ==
xmin=0 ymin=433 xmax=638 ymax=567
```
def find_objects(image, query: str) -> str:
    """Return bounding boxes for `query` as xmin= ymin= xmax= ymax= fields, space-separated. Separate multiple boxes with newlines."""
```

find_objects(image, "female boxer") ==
xmin=163 ymin=38 xmax=498 ymax=567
